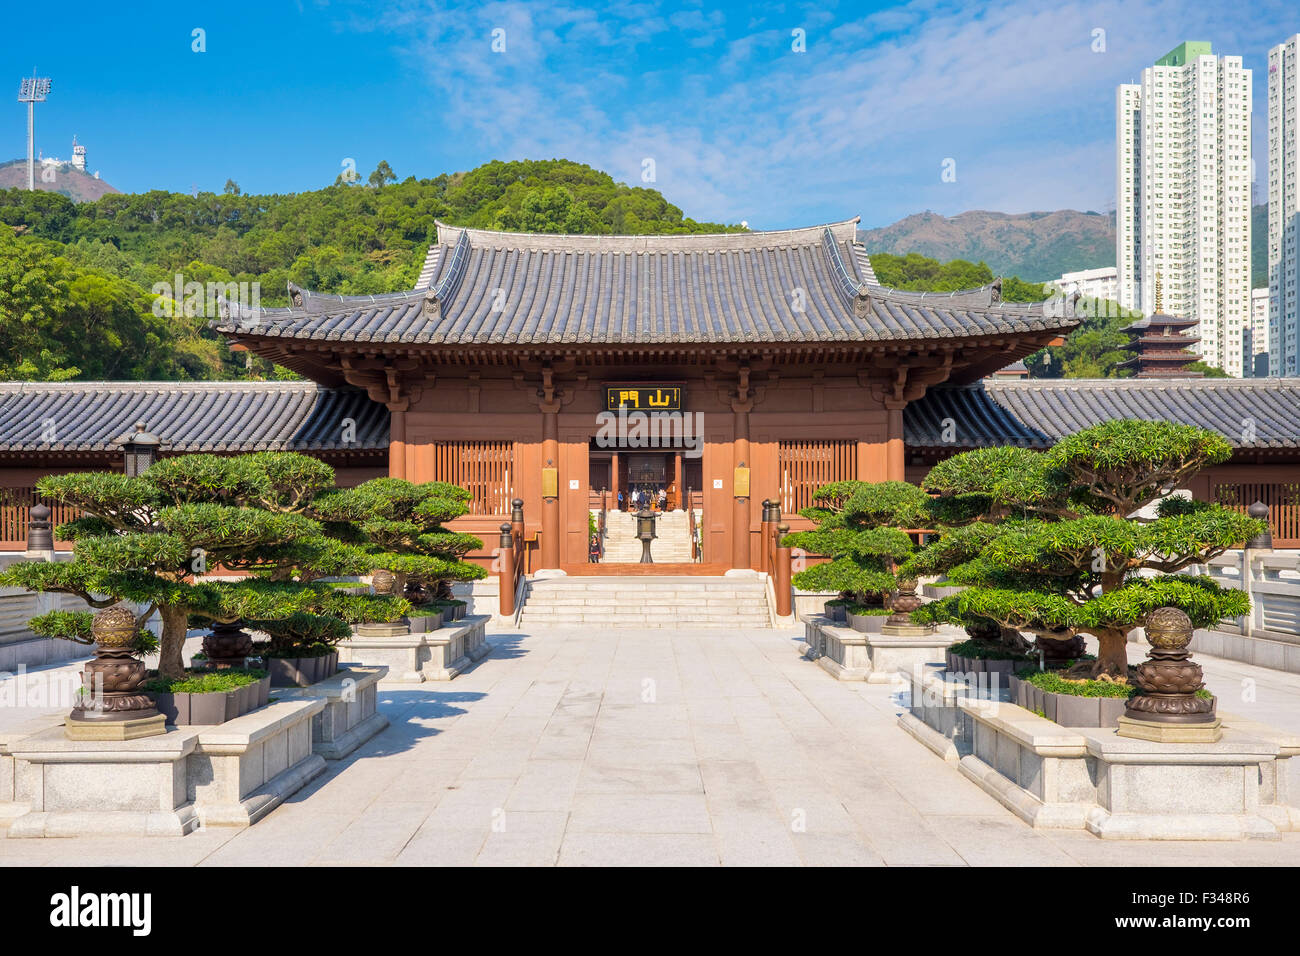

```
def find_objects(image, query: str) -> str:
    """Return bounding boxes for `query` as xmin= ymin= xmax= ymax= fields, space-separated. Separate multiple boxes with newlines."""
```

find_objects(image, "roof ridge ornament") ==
xmin=288 ymin=282 xmax=305 ymax=309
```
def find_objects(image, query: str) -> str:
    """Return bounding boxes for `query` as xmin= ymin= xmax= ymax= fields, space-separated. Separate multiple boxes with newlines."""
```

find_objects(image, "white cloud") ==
xmin=357 ymin=0 xmax=1296 ymax=225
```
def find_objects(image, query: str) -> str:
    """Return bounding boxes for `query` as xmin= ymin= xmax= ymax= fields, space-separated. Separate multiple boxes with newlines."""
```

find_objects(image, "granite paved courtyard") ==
xmin=4 ymin=625 xmax=1300 ymax=866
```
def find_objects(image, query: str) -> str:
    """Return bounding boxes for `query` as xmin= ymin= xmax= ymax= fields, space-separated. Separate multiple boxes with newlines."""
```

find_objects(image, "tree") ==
xmin=915 ymin=420 xmax=1263 ymax=676
xmin=313 ymin=478 xmax=486 ymax=606
xmin=784 ymin=481 xmax=930 ymax=608
xmin=223 ymin=179 xmax=241 ymax=196
xmin=0 ymin=453 xmax=383 ymax=679
xmin=368 ymin=161 xmax=396 ymax=189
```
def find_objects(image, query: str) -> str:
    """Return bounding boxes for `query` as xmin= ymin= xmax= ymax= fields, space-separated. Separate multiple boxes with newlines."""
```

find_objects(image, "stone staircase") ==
xmin=599 ymin=508 xmax=694 ymax=563
xmin=517 ymin=575 xmax=772 ymax=628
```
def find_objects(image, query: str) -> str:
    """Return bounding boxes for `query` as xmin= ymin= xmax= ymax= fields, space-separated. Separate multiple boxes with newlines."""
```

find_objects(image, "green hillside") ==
xmin=0 ymin=159 xmax=741 ymax=381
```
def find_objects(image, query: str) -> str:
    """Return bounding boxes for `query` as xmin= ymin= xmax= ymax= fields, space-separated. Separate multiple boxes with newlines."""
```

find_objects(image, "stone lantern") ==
xmin=113 ymin=421 xmax=161 ymax=476
xmin=636 ymin=509 xmax=657 ymax=564
xmin=1118 ymin=607 xmax=1220 ymax=742
xmin=65 ymin=605 xmax=165 ymax=741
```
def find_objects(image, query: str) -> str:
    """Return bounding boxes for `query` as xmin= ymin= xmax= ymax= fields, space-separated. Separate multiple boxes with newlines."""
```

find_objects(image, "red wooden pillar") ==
xmin=540 ymin=408 xmax=560 ymax=570
xmin=732 ymin=405 xmax=751 ymax=570
xmin=388 ymin=407 xmax=407 ymax=479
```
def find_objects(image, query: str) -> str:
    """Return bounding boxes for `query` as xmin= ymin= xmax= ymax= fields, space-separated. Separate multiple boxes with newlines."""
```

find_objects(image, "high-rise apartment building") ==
xmin=1116 ymin=42 xmax=1253 ymax=377
xmin=1269 ymin=35 xmax=1300 ymax=376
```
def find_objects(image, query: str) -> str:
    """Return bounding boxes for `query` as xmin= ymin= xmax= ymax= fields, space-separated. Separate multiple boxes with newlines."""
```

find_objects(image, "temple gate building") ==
xmin=3 ymin=218 xmax=1300 ymax=559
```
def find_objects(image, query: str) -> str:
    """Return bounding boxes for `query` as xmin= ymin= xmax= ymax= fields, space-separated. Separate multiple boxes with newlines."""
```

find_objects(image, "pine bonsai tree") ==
xmin=312 ymin=477 xmax=486 ymax=607
xmin=784 ymin=481 xmax=931 ymax=611
xmin=916 ymin=420 xmax=1262 ymax=676
xmin=0 ymin=452 xmax=384 ymax=679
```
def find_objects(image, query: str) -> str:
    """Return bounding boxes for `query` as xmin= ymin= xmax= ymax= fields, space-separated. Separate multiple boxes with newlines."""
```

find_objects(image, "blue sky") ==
xmin=4 ymin=0 xmax=1296 ymax=228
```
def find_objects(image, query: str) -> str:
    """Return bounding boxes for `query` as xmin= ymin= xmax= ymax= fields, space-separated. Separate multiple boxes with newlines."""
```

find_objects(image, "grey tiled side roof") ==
xmin=907 ymin=379 xmax=1300 ymax=450
xmin=215 ymin=219 xmax=1076 ymax=347
xmin=0 ymin=382 xmax=387 ymax=453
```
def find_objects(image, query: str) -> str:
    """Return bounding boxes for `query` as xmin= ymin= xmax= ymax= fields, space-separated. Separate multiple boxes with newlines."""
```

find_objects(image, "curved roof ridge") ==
xmin=432 ymin=217 xmax=861 ymax=252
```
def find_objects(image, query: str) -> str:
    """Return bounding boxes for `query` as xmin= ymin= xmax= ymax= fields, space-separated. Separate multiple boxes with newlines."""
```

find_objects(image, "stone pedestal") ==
xmin=798 ymin=616 xmax=958 ymax=682
xmin=4 ymin=699 xmax=327 ymax=837
xmin=6 ymin=727 xmax=201 ymax=837
xmin=339 ymin=615 xmax=490 ymax=682
xmin=880 ymin=623 xmax=935 ymax=638
xmin=65 ymin=712 xmax=166 ymax=741
xmin=1081 ymin=728 xmax=1280 ymax=840
xmin=274 ymin=664 xmax=389 ymax=759
xmin=1115 ymin=715 xmax=1222 ymax=743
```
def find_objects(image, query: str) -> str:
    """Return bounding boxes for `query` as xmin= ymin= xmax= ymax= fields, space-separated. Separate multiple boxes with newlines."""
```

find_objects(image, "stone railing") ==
xmin=1193 ymin=550 xmax=1300 ymax=643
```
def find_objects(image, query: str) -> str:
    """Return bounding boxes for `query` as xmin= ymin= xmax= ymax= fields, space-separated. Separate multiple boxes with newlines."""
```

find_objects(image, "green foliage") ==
xmin=144 ymin=668 xmax=267 ymax=694
xmin=867 ymin=252 xmax=1049 ymax=303
xmin=1018 ymin=669 xmax=1136 ymax=699
xmin=315 ymin=478 xmax=485 ymax=599
xmin=27 ymin=609 xmax=95 ymax=645
xmin=1024 ymin=301 xmax=1141 ymax=379
xmin=0 ymin=159 xmax=741 ymax=381
xmin=921 ymin=420 xmax=1263 ymax=674
xmin=946 ymin=639 xmax=1033 ymax=661
xmin=788 ymin=481 xmax=927 ymax=602
xmin=248 ymin=612 xmax=353 ymax=655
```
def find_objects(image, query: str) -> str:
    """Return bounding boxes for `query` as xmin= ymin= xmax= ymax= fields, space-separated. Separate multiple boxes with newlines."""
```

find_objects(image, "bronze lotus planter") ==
xmin=202 ymin=621 xmax=254 ymax=669
xmin=1125 ymin=607 xmax=1216 ymax=725
xmin=66 ymin=605 xmax=164 ymax=740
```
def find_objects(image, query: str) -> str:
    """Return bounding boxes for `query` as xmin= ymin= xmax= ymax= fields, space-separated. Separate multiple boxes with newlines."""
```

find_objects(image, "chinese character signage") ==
xmin=605 ymin=385 xmax=682 ymax=411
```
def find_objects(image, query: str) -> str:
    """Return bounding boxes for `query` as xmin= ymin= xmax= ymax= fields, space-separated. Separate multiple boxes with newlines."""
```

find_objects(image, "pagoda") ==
xmin=1118 ymin=313 xmax=1203 ymax=378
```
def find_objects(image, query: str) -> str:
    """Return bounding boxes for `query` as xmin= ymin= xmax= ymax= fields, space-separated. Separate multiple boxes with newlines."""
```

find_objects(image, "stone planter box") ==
xmin=847 ymin=610 xmax=888 ymax=633
xmin=339 ymin=615 xmax=491 ymax=682
xmin=405 ymin=610 xmax=444 ymax=634
xmin=4 ymin=697 xmax=327 ymax=837
xmin=151 ymin=675 xmax=271 ymax=726
xmin=823 ymin=602 xmax=848 ymax=624
xmin=900 ymin=681 xmax=1298 ymax=840
xmin=268 ymin=651 xmax=338 ymax=688
xmin=274 ymin=664 xmax=389 ymax=759
xmin=1005 ymin=676 xmax=1129 ymax=728
xmin=798 ymin=616 xmax=959 ymax=682
xmin=946 ymin=653 xmax=1025 ymax=689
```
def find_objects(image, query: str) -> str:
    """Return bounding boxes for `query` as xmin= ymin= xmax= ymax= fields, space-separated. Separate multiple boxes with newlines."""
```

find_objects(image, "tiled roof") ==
xmin=0 ymin=382 xmax=387 ymax=453
xmin=907 ymin=379 xmax=1300 ymax=450
xmin=214 ymin=219 xmax=1077 ymax=347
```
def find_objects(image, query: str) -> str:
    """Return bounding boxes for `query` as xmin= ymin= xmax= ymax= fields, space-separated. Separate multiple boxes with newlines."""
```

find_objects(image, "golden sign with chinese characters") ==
xmin=605 ymin=385 xmax=682 ymax=411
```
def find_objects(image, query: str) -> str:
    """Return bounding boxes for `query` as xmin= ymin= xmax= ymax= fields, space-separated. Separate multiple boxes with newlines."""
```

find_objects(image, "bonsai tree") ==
xmin=784 ymin=481 xmax=931 ymax=612
xmin=0 ymin=452 xmax=383 ymax=679
xmin=915 ymin=420 xmax=1263 ymax=676
xmin=312 ymin=477 xmax=486 ymax=607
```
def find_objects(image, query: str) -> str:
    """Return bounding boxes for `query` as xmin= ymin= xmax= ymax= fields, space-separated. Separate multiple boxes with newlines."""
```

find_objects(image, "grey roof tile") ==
xmin=0 ymin=382 xmax=387 ymax=453
xmin=907 ymin=379 xmax=1300 ymax=450
xmin=215 ymin=219 xmax=1076 ymax=347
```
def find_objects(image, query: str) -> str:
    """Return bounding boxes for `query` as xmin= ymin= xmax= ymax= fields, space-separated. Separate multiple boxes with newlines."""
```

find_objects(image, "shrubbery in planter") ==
xmin=913 ymin=421 xmax=1261 ymax=677
xmin=0 ymin=453 xmax=373 ymax=680
xmin=785 ymin=481 xmax=930 ymax=615
xmin=144 ymin=668 xmax=270 ymax=725
xmin=313 ymin=478 xmax=486 ymax=608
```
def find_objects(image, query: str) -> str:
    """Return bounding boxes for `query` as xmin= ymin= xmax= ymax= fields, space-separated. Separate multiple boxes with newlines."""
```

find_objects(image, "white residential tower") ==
xmin=1269 ymin=34 xmax=1300 ymax=376
xmin=1116 ymin=41 xmax=1253 ymax=377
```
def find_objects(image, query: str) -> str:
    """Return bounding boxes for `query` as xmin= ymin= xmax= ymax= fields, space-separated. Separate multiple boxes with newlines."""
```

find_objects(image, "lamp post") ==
xmin=17 ymin=74 xmax=51 ymax=192
xmin=636 ymin=509 xmax=657 ymax=564
xmin=114 ymin=421 xmax=161 ymax=476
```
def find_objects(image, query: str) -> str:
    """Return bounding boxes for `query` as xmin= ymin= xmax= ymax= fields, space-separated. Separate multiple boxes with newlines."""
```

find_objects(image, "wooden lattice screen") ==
xmin=1214 ymin=482 xmax=1300 ymax=548
xmin=431 ymin=441 xmax=515 ymax=516
xmin=778 ymin=440 xmax=857 ymax=515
